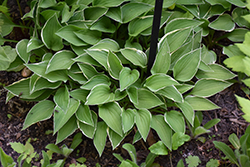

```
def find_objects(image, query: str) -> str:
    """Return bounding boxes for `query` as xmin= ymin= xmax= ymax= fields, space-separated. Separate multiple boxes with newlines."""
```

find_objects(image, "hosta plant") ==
xmin=3 ymin=0 xmax=237 ymax=156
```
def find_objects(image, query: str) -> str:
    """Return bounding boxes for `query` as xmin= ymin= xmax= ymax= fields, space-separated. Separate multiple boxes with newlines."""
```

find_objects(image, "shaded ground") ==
xmin=0 ymin=0 xmax=249 ymax=166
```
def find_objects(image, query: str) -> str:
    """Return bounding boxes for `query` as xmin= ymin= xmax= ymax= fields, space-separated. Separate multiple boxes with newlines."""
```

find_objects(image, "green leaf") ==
xmin=194 ymin=126 xmax=210 ymax=137
xmin=121 ymin=2 xmax=153 ymax=23
xmin=127 ymin=86 xmax=138 ymax=104
xmin=22 ymin=100 xmax=55 ymax=130
xmin=172 ymin=132 xmax=190 ymax=150
xmin=156 ymin=85 xmax=183 ymax=103
xmin=41 ymin=14 xmax=63 ymax=51
xmin=75 ymin=104 xmax=93 ymax=126
xmin=176 ymin=0 xmax=204 ymax=5
xmin=73 ymin=53 xmax=100 ymax=66
xmin=165 ymin=110 xmax=185 ymax=133
xmin=77 ymin=62 xmax=99 ymax=79
xmin=54 ymin=85 xmax=69 ymax=113
xmin=235 ymin=95 xmax=250 ymax=122
xmin=90 ymin=16 xmax=116 ymax=33
xmin=70 ymin=133 xmax=83 ymax=150
xmin=224 ymin=55 xmax=250 ymax=76
xmin=56 ymin=116 xmax=78 ymax=144
xmin=176 ymin=101 xmax=194 ymax=126
xmin=119 ymin=67 xmax=140 ymax=91
xmin=203 ymin=118 xmax=220 ymax=129
xmin=9 ymin=142 xmax=25 ymax=154
xmin=209 ymin=14 xmax=235 ymax=32
xmin=93 ymin=121 xmax=107 ymax=156
xmin=0 ymin=46 xmax=17 ymax=71
xmin=120 ymin=48 xmax=147 ymax=68
xmin=89 ymin=38 xmax=119 ymax=51
xmin=151 ymin=38 xmax=171 ymax=74
xmin=136 ymin=109 xmax=151 ymax=141
xmin=135 ymin=89 xmax=164 ymax=109
xmin=196 ymin=64 xmax=236 ymax=80
xmin=81 ymin=74 xmax=110 ymax=90
xmin=232 ymin=8 xmax=250 ymax=28
xmin=99 ymin=102 xmax=123 ymax=136
xmin=228 ymin=133 xmax=240 ymax=149
xmin=177 ymin=159 xmax=184 ymax=167
xmin=122 ymin=108 xmax=136 ymax=133
xmin=106 ymin=7 xmax=122 ymax=23
xmin=70 ymin=89 xmax=89 ymax=102
xmin=78 ymin=111 xmax=97 ymax=139
xmin=85 ymin=84 xmax=114 ymax=105
xmin=190 ymin=79 xmax=233 ymax=97
xmin=201 ymin=45 xmax=216 ymax=64
xmin=27 ymin=37 xmax=44 ymax=53
xmin=151 ymin=115 xmax=172 ymax=150
xmin=108 ymin=51 xmax=123 ymax=80
xmin=46 ymin=50 xmax=75 ymax=73
xmin=213 ymin=141 xmax=239 ymax=166
xmin=108 ymin=128 xmax=125 ymax=149
xmin=223 ymin=45 xmax=244 ymax=58
xmin=84 ymin=6 xmax=108 ymax=22
xmin=0 ymin=13 xmax=16 ymax=36
xmin=185 ymin=96 xmax=220 ymax=111
xmin=206 ymin=159 xmax=220 ymax=167
xmin=186 ymin=155 xmax=201 ymax=167
xmin=226 ymin=28 xmax=248 ymax=42
xmin=93 ymin=0 xmax=128 ymax=7
xmin=54 ymin=98 xmax=80 ymax=133
xmin=56 ymin=25 xmax=87 ymax=46
xmin=85 ymin=49 xmax=108 ymax=69
xmin=145 ymin=74 xmax=179 ymax=92
xmin=115 ymin=89 xmax=127 ymax=101
xmin=149 ymin=141 xmax=168 ymax=155
xmin=39 ymin=0 xmax=57 ymax=8
xmin=16 ymin=39 xmax=29 ymax=64
xmin=128 ymin=15 xmax=153 ymax=37
xmin=226 ymin=0 xmax=245 ymax=7
xmin=122 ymin=143 xmax=137 ymax=163
xmin=74 ymin=29 xmax=102 ymax=45
xmin=173 ymin=48 xmax=201 ymax=82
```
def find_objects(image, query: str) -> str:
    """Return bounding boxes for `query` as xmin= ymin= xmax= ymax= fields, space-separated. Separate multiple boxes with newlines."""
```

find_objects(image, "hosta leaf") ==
xmin=106 ymin=7 xmax=122 ymax=23
xmin=122 ymin=108 xmax=136 ymax=133
xmin=136 ymin=109 xmax=152 ymax=141
xmin=22 ymin=100 xmax=55 ymax=130
xmin=213 ymin=141 xmax=239 ymax=166
xmin=99 ymin=102 xmax=123 ymax=136
xmin=90 ymin=38 xmax=119 ymax=51
xmin=85 ymin=49 xmax=108 ymax=69
xmin=121 ymin=2 xmax=153 ymax=23
xmin=228 ymin=133 xmax=240 ymax=150
xmin=232 ymin=8 xmax=250 ymax=28
xmin=209 ymin=14 xmax=235 ymax=32
xmin=70 ymin=89 xmax=89 ymax=102
xmin=127 ymin=86 xmax=138 ymax=104
xmin=53 ymin=85 xmax=69 ymax=113
xmin=54 ymin=98 xmax=80 ymax=134
xmin=16 ymin=39 xmax=29 ymax=63
xmin=226 ymin=28 xmax=248 ymax=42
xmin=84 ymin=7 xmax=108 ymax=22
xmin=78 ymin=111 xmax=97 ymax=138
xmin=39 ymin=0 xmax=56 ymax=8
xmin=176 ymin=101 xmax=194 ymax=126
xmin=115 ymin=89 xmax=127 ymax=101
xmin=93 ymin=121 xmax=107 ymax=156
xmin=85 ymin=84 xmax=114 ymax=105
xmin=27 ymin=37 xmax=44 ymax=52
xmin=108 ymin=128 xmax=125 ymax=149
xmin=235 ymin=95 xmax=250 ymax=122
xmin=196 ymin=64 xmax=236 ymax=80
xmin=125 ymin=40 xmax=142 ymax=50
xmin=56 ymin=116 xmax=77 ymax=144
xmin=176 ymin=0 xmax=204 ymax=5
xmin=77 ymin=62 xmax=99 ymax=79
xmin=156 ymin=85 xmax=183 ymax=103
xmin=81 ymin=74 xmax=110 ymax=90
xmin=46 ymin=50 xmax=75 ymax=73
xmin=75 ymin=103 xmax=93 ymax=126
xmin=0 ymin=147 xmax=15 ymax=167
xmin=151 ymin=38 xmax=171 ymax=74
xmin=93 ymin=0 xmax=128 ymax=7
xmin=144 ymin=74 xmax=179 ymax=92
xmin=190 ymin=79 xmax=233 ymax=97
xmin=120 ymin=48 xmax=147 ymax=68
xmin=151 ymin=115 xmax=172 ymax=150
xmin=119 ymin=67 xmax=139 ymax=91
xmin=173 ymin=48 xmax=201 ymax=82
xmin=205 ymin=0 xmax=231 ymax=8
xmin=122 ymin=143 xmax=137 ymax=163
xmin=73 ymin=53 xmax=100 ymax=66
xmin=56 ymin=25 xmax=87 ymax=46
xmin=108 ymin=51 xmax=123 ymax=80
xmin=165 ymin=110 xmax=185 ymax=133
xmin=29 ymin=74 xmax=61 ymax=94
xmin=201 ymin=46 xmax=217 ymax=64
xmin=41 ymin=14 xmax=63 ymax=51
xmin=135 ymin=88 xmax=164 ymax=109
xmin=175 ymin=84 xmax=194 ymax=94
xmin=128 ymin=15 xmax=153 ymax=37
xmin=90 ymin=16 xmax=116 ymax=33
xmin=74 ymin=29 xmax=102 ymax=45
xmin=0 ymin=46 xmax=18 ymax=70
xmin=185 ymin=96 xmax=220 ymax=111
xmin=0 ymin=13 xmax=16 ymax=36
xmin=224 ymin=55 xmax=250 ymax=76
xmin=203 ymin=118 xmax=220 ymax=129
xmin=149 ymin=141 xmax=168 ymax=155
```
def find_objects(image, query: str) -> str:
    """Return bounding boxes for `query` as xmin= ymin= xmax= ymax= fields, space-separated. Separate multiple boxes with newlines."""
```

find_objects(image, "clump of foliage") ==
xmin=1 ymin=0 xmax=247 ymax=158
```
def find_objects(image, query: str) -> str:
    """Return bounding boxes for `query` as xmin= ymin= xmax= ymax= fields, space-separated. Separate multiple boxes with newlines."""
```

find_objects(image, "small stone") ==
xmin=21 ymin=67 xmax=32 ymax=77
xmin=16 ymin=132 xmax=21 ymax=140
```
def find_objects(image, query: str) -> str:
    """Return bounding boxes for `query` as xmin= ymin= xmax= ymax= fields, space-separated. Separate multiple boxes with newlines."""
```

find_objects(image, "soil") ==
xmin=0 ymin=1 xmax=250 ymax=167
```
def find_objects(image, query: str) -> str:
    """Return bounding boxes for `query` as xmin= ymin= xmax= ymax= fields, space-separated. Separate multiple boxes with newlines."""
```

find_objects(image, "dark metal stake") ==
xmin=147 ymin=0 xmax=164 ymax=76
